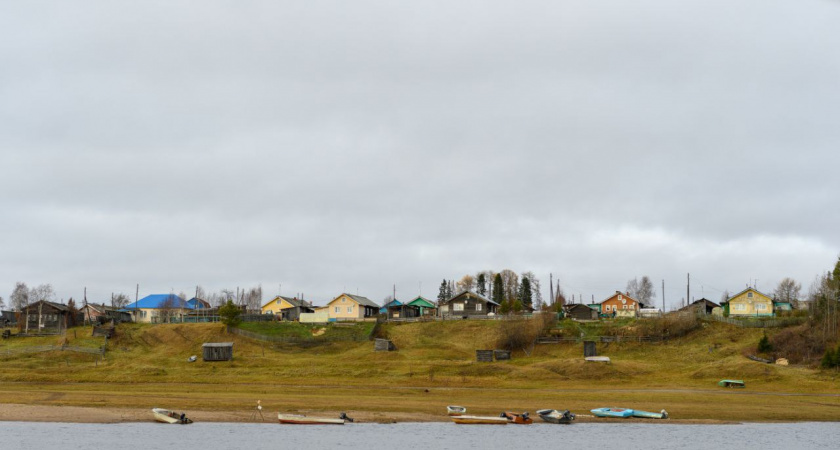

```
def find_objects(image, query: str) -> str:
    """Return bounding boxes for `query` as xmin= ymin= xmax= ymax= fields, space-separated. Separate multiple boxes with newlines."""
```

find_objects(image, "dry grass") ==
xmin=1 ymin=320 xmax=839 ymax=421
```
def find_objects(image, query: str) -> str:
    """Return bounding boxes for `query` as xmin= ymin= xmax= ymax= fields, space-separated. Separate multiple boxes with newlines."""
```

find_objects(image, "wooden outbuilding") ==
xmin=564 ymin=303 xmax=599 ymax=321
xmin=387 ymin=304 xmax=420 ymax=319
xmin=202 ymin=342 xmax=234 ymax=361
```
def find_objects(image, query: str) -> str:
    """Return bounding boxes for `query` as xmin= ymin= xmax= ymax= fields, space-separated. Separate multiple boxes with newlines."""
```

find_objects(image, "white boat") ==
xmin=277 ymin=412 xmax=353 ymax=425
xmin=152 ymin=408 xmax=193 ymax=424
xmin=447 ymin=405 xmax=467 ymax=416
xmin=584 ymin=356 xmax=611 ymax=363
xmin=451 ymin=415 xmax=508 ymax=425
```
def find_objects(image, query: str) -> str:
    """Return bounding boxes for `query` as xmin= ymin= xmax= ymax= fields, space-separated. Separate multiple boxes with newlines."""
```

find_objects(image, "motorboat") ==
xmin=152 ymin=408 xmax=193 ymax=424
xmin=500 ymin=411 xmax=532 ymax=424
xmin=535 ymin=409 xmax=575 ymax=424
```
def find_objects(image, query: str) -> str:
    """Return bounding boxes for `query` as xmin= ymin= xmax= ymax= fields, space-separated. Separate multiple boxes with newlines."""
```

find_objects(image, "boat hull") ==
xmin=277 ymin=414 xmax=346 ymax=425
xmin=591 ymin=408 xmax=634 ymax=418
xmin=447 ymin=405 xmax=467 ymax=416
xmin=632 ymin=410 xmax=668 ymax=419
xmin=451 ymin=415 xmax=508 ymax=425
xmin=718 ymin=379 xmax=745 ymax=388
xmin=501 ymin=412 xmax=533 ymax=424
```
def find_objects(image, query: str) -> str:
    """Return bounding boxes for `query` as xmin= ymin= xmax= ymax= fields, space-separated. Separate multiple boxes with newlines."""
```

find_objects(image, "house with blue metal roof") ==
xmin=125 ymin=294 xmax=195 ymax=323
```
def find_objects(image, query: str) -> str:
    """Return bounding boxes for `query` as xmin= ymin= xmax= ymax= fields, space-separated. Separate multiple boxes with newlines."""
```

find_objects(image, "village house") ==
xmin=79 ymin=303 xmax=132 ymax=324
xmin=323 ymin=293 xmax=379 ymax=321
xmin=599 ymin=291 xmax=647 ymax=318
xmin=440 ymin=291 xmax=498 ymax=317
xmin=20 ymin=300 xmax=81 ymax=333
xmin=679 ymin=298 xmax=720 ymax=316
xmin=564 ymin=303 xmax=599 ymax=321
xmin=1 ymin=310 xmax=17 ymax=327
xmin=379 ymin=298 xmax=402 ymax=314
xmin=124 ymin=294 xmax=195 ymax=323
xmin=260 ymin=295 xmax=315 ymax=321
xmin=721 ymin=287 xmax=775 ymax=317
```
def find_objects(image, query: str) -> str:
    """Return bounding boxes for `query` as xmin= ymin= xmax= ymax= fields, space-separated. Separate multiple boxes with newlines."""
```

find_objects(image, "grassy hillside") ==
xmin=0 ymin=320 xmax=838 ymax=421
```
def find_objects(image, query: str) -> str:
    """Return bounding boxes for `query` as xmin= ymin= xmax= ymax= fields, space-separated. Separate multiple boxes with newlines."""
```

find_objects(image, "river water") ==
xmin=1 ymin=421 xmax=837 ymax=449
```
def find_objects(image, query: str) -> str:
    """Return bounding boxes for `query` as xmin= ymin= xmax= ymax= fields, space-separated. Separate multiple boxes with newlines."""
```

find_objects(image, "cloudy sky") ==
xmin=1 ymin=1 xmax=838 ymax=309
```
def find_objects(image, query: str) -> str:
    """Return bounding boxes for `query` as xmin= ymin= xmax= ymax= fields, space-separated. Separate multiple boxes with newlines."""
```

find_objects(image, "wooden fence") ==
xmin=537 ymin=335 xmax=667 ymax=344
xmin=703 ymin=315 xmax=806 ymax=328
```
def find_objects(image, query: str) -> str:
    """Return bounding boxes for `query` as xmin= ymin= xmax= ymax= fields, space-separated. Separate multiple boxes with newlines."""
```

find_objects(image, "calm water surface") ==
xmin=1 ymin=422 xmax=837 ymax=449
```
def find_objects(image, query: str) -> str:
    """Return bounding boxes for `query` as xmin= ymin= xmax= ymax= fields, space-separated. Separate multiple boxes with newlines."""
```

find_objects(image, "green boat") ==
xmin=718 ymin=379 xmax=745 ymax=388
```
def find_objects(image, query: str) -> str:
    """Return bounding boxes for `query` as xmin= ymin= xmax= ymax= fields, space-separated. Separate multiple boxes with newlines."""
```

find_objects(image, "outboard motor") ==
xmin=522 ymin=412 xmax=529 ymax=421
xmin=339 ymin=412 xmax=354 ymax=423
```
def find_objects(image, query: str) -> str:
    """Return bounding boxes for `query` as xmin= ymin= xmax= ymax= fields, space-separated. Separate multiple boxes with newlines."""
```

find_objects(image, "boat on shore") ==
xmin=451 ymin=415 xmax=508 ymax=425
xmin=536 ymin=409 xmax=575 ymax=424
xmin=718 ymin=379 xmax=745 ymax=388
xmin=277 ymin=412 xmax=353 ymax=425
xmin=152 ymin=408 xmax=193 ymax=424
xmin=591 ymin=407 xmax=634 ymax=418
xmin=500 ymin=411 xmax=532 ymax=424
xmin=447 ymin=405 xmax=467 ymax=416
xmin=632 ymin=409 xmax=668 ymax=419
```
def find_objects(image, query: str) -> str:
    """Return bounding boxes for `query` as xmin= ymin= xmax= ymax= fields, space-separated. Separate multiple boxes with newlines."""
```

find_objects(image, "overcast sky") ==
xmin=1 ymin=1 xmax=839 ymax=310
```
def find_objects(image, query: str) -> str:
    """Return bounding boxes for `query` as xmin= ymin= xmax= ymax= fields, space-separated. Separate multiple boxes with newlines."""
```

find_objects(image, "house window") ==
xmin=476 ymin=303 xmax=482 ymax=312
xmin=347 ymin=306 xmax=353 ymax=313
xmin=756 ymin=304 xmax=767 ymax=311
xmin=747 ymin=292 xmax=753 ymax=298
xmin=453 ymin=303 xmax=464 ymax=311
xmin=734 ymin=304 xmax=746 ymax=311
xmin=334 ymin=307 xmax=340 ymax=313
xmin=342 ymin=298 xmax=346 ymax=303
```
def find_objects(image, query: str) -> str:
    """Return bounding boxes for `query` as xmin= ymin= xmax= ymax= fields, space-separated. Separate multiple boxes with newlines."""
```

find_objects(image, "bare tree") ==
xmin=456 ymin=275 xmax=476 ymax=293
xmin=626 ymin=276 xmax=656 ymax=305
xmin=111 ymin=293 xmax=130 ymax=308
xmin=773 ymin=277 xmax=801 ymax=303
xmin=158 ymin=296 xmax=177 ymax=323
xmin=0 ymin=295 xmax=5 ymax=310
xmin=29 ymin=284 xmax=55 ymax=304
xmin=10 ymin=282 xmax=29 ymax=311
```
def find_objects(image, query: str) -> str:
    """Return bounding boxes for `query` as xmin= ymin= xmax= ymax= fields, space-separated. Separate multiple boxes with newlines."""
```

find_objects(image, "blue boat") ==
xmin=632 ymin=409 xmax=668 ymax=419
xmin=591 ymin=408 xmax=634 ymax=418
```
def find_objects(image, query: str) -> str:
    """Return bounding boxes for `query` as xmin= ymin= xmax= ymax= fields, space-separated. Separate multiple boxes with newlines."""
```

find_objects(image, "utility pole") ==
xmin=549 ymin=273 xmax=554 ymax=306
xmin=662 ymin=279 xmax=665 ymax=312
xmin=686 ymin=273 xmax=690 ymax=309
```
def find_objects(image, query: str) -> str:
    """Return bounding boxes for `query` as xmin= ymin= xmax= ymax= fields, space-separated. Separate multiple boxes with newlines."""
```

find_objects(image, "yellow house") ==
xmin=325 ymin=293 xmax=379 ymax=320
xmin=724 ymin=287 xmax=774 ymax=317
xmin=260 ymin=295 xmax=314 ymax=321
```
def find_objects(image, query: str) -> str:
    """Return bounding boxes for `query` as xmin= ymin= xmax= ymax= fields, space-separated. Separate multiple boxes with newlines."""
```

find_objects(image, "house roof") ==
xmin=443 ymin=291 xmax=499 ymax=306
xmin=125 ymin=294 xmax=193 ymax=310
xmin=565 ymin=303 xmax=597 ymax=312
xmin=336 ymin=293 xmax=379 ymax=308
xmin=720 ymin=287 xmax=774 ymax=304
xmin=381 ymin=299 xmax=402 ymax=309
xmin=187 ymin=298 xmax=212 ymax=309
xmin=407 ymin=296 xmax=435 ymax=308
xmin=23 ymin=300 xmax=70 ymax=312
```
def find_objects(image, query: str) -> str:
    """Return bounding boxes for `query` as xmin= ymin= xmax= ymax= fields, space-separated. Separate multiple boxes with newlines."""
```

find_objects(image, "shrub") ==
xmin=821 ymin=347 xmax=836 ymax=369
xmin=496 ymin=317 xmax=547 ymax=351
xmin=757 ymin=333 xmax=773 ymax=354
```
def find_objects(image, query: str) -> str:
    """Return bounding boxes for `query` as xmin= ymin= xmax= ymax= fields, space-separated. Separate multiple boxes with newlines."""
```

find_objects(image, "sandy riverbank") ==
xmin=0 ymin=403 xmax=743 ymax=425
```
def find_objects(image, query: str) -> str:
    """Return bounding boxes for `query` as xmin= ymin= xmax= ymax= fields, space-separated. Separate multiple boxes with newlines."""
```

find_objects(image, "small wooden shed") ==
xmin=202 ymin=342 xmax=234 ymax=361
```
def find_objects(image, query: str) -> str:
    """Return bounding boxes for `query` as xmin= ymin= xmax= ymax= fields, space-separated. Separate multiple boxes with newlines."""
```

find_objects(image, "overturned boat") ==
xmin=718 ymin=379 xmax=745 ymax=388
xmin=152 ymin=408 xmax=193 ymax=424
xmin=591 ymin=407 xmax=633 ymax=418
xmin=277 ymin=412 xmax=353 ymax=425
xmin=536 ymin=409 xmax=575 ymax=424
xmin=632 ymin=409 xmax=668 ymax=419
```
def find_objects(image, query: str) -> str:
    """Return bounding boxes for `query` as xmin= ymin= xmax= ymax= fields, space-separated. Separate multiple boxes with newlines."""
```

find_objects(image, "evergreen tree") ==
xmin=821 ymin=347 xmax=836 ymax=369
xmin=492 ymin=274 xmax=504 ymax=305
xmin=437 ymin=279 xmax=448 ymax=305
xmin=219 ymin=300 xmax=242 ymax=327
xmin=519 ymin=277 xmax=533 ymax=308
xmin=757 ymin=332 xmax=773 ymax=354
xmin=477 ymin=273 xmax=487 ymax=297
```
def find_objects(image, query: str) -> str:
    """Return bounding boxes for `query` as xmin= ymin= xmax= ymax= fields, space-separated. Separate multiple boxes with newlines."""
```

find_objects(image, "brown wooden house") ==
xmin=680 ymin=298 xmax=720 ymax=315
xmin=80 ymin=303 xmax=132 ymax=324
xmin=440 ymin=291 xmax=498 ymax=318
xmin=20 ymin=301 xmax=80 ymax=333
xmin=387 ymin=303 xmax=421 ymax=319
